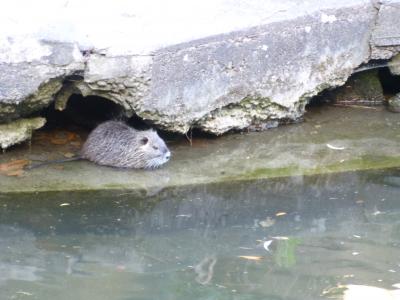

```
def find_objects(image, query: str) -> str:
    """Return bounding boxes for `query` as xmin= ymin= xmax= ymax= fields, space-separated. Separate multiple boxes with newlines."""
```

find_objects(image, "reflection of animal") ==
xmin=28 ymin=121 xmax=171 ymax=170
xmin=81 ymin=121 xmax=171 ymax=169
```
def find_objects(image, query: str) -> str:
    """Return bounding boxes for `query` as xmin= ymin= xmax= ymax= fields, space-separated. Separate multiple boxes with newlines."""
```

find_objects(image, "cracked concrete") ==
xmin=0 ymin=40 xmax=84 ymax=124
xmin=0 ymin=0 xmax=399 ymax=145
xmin=371 ymin=0 xmax=400 ymax=59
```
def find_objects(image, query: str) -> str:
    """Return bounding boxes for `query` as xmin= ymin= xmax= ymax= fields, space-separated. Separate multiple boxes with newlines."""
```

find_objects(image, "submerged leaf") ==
xmin=238 ymin=256 xmax=263 ymax=261
xmin=63 ymin=152 xmax=75 ymax=158
xmin=0 ymin=159 xmax=29 ymax=171
xmin=263 ymin=240 xmax=273 ymax=251
xmin=271 ymin=236 xmax=289 ymax=240
xmin=275 ymin=212 xmax=287 ymax=217
xmin=50 ymin=138 xmax=69 ymax=145
xmin=326 ymin=143 xmax=346 ymax=150
xmin=5 ymin=169 xmax=24 ymax=177
xmin=49 ymin=130 xmax=80 ymax=145
xmin=0 ymin=159 xmax=30 ymax=176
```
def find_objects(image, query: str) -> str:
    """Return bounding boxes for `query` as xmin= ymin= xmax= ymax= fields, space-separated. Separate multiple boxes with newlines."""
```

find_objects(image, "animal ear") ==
xmin=140 ymin=136 xmax=149 ymax=145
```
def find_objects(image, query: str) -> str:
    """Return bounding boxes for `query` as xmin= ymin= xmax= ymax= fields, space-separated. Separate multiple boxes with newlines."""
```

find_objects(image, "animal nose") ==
xmin=165 ymin=151 xmax=171 ymax=160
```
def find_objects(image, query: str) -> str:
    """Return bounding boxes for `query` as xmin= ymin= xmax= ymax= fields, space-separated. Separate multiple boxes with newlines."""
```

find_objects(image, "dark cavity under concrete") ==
xmin=1 ymin=105 xmax=400 ymax=194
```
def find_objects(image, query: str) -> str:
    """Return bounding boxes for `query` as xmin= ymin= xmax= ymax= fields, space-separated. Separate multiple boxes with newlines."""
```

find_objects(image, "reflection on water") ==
xmin=1 ymin=169 xmax=400 ymax=300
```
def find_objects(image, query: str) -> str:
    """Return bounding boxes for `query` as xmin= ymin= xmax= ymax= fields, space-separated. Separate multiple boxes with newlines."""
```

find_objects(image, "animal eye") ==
xmin=153 ymin=146 xmax=158 ymax=150
xmin=140 ymin=137 xmax=149 ymax=145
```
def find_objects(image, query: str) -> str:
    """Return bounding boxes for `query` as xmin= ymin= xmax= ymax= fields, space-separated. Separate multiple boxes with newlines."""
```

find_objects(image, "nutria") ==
xmin=29 ymin=121 xmax=171 ymax=169
xmin=81 ymin=120 xmax=171 ymax=168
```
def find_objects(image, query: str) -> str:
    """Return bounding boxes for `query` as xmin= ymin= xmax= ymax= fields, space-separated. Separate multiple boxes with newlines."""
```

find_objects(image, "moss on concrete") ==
xmin=328 ymin=70 xmax=385 ymax=106
xmin=388 ymin=93 xmax=400 ymax=113
xmin=196 ymin=96 xmax=292 ymax=134
xmin=0 ymin=117 xmax=46 ymax=149
xmin=0 ymin=79 xmax=63 ymax=122
xmin=231 ymin=155 xmax=400 ymax=182
xmin=389 ymin=53 xmax=400 ymax=75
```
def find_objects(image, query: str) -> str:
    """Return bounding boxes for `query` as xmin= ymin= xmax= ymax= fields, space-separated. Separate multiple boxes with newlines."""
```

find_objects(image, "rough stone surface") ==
xmin=0 ymin=117 xmax=45 ymax=149
xmin=370 ymin=0 xmax=400 ymax=59
xmin=389 ymin=53 xmax=400 ymax=75
xmin=0 ymin=40 xmax=84 ymax=122
xmin=327 ymin=70 xmax=385 ymax=106
xmin=0 ymin=0 xmax=399 ymax=138
xmin=139 ymin=2 xmax=377 ymax=133
xmin=388 ymin=93 xmax=400 ymax=113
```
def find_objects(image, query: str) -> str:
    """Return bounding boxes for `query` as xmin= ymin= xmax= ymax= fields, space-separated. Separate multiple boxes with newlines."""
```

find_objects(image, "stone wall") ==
xmin=0 ymin=0 xmax=399 ymax=147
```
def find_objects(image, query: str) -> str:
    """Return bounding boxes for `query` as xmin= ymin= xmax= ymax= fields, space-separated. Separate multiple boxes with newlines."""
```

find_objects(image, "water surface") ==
xmin=1 ymin=169 xmax=400 ymax=300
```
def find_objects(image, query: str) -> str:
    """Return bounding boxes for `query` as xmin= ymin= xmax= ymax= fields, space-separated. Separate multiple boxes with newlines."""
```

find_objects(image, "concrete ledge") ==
xmin=1 ymin=106 xmax=400 ymax=194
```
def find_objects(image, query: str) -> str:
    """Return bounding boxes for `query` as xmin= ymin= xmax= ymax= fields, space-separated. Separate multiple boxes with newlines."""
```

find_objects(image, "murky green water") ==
xmin=1 ymin=169 xmax=400 ymax=300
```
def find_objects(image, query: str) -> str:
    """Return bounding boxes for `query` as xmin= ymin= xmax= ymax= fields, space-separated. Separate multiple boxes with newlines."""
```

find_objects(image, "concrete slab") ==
xmin=1 ymin=0 xmax=398 ymax=139
xmin=371 ymin=0 xmax=400 ymax=59
xmin=1 ymin=106 xmax=399 ymax=194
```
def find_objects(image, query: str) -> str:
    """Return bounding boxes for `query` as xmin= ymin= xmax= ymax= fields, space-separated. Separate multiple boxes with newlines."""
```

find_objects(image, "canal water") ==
xmin=1 ymin=168 xmax=400 ymax=300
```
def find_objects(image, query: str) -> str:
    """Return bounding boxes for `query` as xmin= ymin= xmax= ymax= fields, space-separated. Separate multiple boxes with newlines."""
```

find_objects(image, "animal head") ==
xmin=137 ymin=130 xmax=171 ymax=169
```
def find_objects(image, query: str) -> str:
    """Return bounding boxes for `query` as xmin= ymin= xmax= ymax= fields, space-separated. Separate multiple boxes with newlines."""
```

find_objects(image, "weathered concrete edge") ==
xmin=1 ymin=156 xmax=399 ymax=195
xmin=371 ymin=0 xmax=400 ymax=59
xmin=81 ymin=0 xmax=400 ymax=135
xmin=85 ymin=2 xmax=379 ymax=134
xmin=1 ymin=0 xmax=399 ymax=141
xmin=0 ymin=117 xmax=46 ymax=149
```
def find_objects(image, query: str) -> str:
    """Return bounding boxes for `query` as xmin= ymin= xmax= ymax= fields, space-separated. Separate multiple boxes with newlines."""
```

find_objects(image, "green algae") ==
xmin=0 ymin=117 xmax=46 ymax=149
xmin=328 ymin=70 xmax=384 ymax=105
xmin=196 ymin=95 xmax=291 ymax=134
xmin=274 ymin=238 xmax=301 ymax=269
xmin=228 ymin=155 xmax=400 ymax=182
